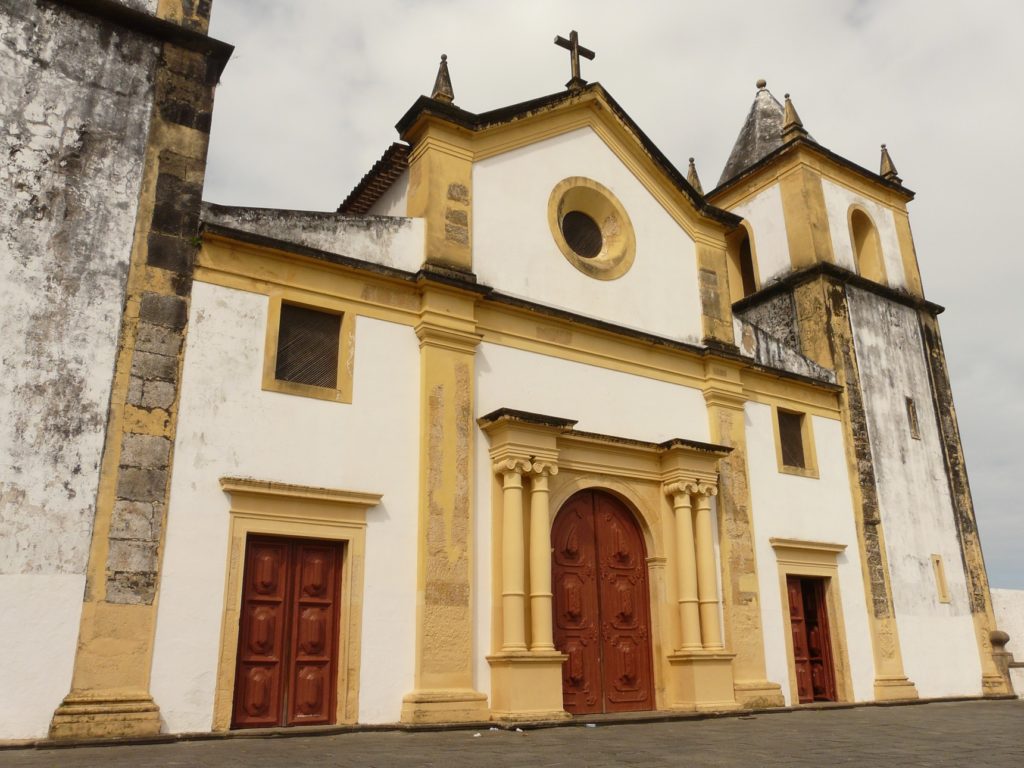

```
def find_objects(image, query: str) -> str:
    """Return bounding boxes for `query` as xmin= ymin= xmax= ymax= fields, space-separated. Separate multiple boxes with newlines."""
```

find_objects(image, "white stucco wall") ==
xmin=473 ymin=342 xmax=713 ymax=691
xmin=150 ymin=282 xmax=420 ymax=732
xmin=0 ymin=5 xmax=161 ymax=739
xmin=367 ymin=169 xmax=409 ymax=218
xmin=472 ymin=127 xmax=703 ymax=344
xmin=847 ymin=286 xmax=981 ymax=697
xmin=729 ymin=183 xmax=790 ymax=287
xmin=0 ymin=574 xmax=84 ymax=738
xmin=821 ymin=178 xmax=907 ymax=289
xmin=745 ymin=403 xmax=876 ymax=705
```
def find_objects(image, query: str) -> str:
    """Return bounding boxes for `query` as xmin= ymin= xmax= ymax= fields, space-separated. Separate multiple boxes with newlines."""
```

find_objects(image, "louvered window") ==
xmin=275 ymin=304 xmax=341 ymax=389
xmin=778 ymin=410 xmax=806 ymax=469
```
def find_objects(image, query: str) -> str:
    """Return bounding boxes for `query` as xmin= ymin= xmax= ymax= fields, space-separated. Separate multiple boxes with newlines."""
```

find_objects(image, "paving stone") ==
xmin=2 ymin=700 xmax=1023 ymax=768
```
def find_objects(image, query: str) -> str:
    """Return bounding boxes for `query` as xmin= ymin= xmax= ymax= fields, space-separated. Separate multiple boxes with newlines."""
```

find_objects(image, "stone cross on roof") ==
xmin=554 ymin=30 xmax=595 ymax=92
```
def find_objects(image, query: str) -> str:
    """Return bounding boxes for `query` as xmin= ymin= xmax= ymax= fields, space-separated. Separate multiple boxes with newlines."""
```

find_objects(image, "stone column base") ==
xmin=733 ymin=679 xmax=785 ymax=709
xmin=400 ymin=688 xmax=490 ymax=724
xmin=666 ymin=651 xmax=740 ymax=712
xmin=873 ymin=675 xmax=919 ymax=701
xmin=487 ymin=651 xmax=571 ymax=722
xmin=49 ymin=691 xmax=161 ymax=740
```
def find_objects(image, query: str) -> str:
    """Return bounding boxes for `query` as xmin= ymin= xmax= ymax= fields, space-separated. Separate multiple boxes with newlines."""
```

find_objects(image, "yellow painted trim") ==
xmin=212 ymin=477 xmax=381 ymax=731
xmin=261 ymin=292 xmax=356 ymax=404
xmin=771 ymin=405 xmax=820 ymax=479
xmin=547 ymin=176 xmax=636 ymax=280
xmin=770 ymin=539 xmax=855 ymax=704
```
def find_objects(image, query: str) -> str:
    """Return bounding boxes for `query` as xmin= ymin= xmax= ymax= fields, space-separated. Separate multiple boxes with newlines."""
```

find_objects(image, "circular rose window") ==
xmin=548 ymin=177 xmax=636 ymax=280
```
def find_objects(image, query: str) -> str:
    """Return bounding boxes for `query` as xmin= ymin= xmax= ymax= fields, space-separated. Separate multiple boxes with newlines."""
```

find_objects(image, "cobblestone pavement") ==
xmin=1 ymin=700 xmax=1022 ymax=768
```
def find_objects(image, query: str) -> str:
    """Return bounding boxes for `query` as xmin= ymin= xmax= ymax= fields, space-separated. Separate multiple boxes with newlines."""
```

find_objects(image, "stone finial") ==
xmin=781 ymin=93 xmax=808 ymax=141
xmin=431 ymin=54 xmax=455 ymax=104
xmin=687 ymin=157 xmax=704 ymax=195
xmin=756 ymin=78 xmax=767 ymax=90
xmin=880 ymin=143 xmax=902 ymax=184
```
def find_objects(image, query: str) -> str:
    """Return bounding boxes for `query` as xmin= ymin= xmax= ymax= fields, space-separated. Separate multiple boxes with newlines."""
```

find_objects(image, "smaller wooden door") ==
xmin=233 ymin=536 xmax=343 ymax=728
xmin=786 ymin=575 xmax=837 ymax=703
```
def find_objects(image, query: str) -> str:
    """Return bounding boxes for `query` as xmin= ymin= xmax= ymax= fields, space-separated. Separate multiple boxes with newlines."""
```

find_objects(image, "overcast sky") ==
xmin=203 ymin=0 xmax=1023 ymax=589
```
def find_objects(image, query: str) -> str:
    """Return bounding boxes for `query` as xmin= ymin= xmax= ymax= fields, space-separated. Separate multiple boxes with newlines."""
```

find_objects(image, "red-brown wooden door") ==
xmin=552 ymin=490 xmax=655 ymax=714
xmin=232 ymin=535 xmax=343 ymax=728
xmin=786 ymin=575 xmax=837 ymax=703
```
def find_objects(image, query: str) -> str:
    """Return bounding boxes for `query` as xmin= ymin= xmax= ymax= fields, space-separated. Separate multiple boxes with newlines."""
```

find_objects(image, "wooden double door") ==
xmin=786 ymin=575 xmax=837 ymax=703
xmin=552 ymin=490 xmax=655 ymax=714
xmin=232 ymin=535 xmax=343 ymax=728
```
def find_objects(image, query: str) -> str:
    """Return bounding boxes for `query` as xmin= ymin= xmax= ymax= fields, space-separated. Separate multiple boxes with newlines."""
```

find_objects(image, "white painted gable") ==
xmin=472 ymin=126 xmax=704 ymax=344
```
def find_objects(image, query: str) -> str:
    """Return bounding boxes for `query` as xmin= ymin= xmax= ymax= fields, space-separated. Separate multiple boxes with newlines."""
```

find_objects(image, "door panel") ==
xmin=233 ymin=541 xmax=289 ymax=727
xmin=232 ymin=536 xmax=343 ymax=729
xmin=594 ymin=493 xmax=654 ymax=712
xmin=552 ymin=495 xmax=602 ymax=714
xmin=552 ymin=490 xmax=654 ymax=715
xmin=287 ymin=542 xmax=341 ymax=725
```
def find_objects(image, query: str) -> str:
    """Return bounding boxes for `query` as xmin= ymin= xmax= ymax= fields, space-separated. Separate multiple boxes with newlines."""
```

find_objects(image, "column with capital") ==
xmin=665 ymin=482 xmax=702 ymax=651
xmin=528 ymin=462 xmax=558 ymax=652
xmin=496 ymin=458 xmax=531 ymax=652
xmin=693 ymin=484 xmax=724 ymax=650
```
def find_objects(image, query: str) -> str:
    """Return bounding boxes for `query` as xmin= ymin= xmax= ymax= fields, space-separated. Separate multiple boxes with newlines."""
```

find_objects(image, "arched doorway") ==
xmin=551 ymin=489 xmax=655 ymax=714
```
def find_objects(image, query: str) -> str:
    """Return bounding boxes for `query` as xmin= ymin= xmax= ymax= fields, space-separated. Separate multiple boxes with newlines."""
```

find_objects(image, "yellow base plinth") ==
xmin=487 ymin=652 xmax=571 ymax=722
xmin=981 ymin=672 xmax=1012 ymax=696
xmin=733 ymin=679 xmax=786 ymax=709
xmin=667 ymin=651 xmax=740 ymax=712
xmin=49 ymin=691 xmax=161 ymax=740
xmin=400 ymin=688 xmax=490 ymax=724
xmin=873 ymin=675 xmax=919 ymax=701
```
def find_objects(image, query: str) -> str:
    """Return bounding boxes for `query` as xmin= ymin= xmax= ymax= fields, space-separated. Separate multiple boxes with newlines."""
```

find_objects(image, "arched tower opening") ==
xmin=850 ymin=208 xmax=886 ymax=284
xmin=726 ymin=226 xmax=758 ymax=303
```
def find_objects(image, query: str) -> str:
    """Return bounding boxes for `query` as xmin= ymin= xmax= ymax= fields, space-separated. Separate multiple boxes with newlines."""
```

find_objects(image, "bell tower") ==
xmin=706 ymin=80 xmax=1011 ymax=700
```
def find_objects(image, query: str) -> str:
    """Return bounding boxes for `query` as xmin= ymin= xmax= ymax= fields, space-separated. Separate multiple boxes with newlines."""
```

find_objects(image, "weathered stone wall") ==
xmin=0 ymin=0 xmax=158 ymax=578
xmin=0 ymin=0 xmax=160 ymax=739
xmin=735 ymin=291 xmax=799 ymax=349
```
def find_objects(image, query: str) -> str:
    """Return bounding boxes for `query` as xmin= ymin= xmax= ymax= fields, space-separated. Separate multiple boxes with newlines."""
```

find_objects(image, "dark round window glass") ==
xmin=561 ymin=210 xmax=603 ymax=259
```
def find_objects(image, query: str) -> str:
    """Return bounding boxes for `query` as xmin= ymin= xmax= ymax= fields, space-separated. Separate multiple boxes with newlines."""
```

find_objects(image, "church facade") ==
xmin=0 ymin=2 xmax=1015 ymax=742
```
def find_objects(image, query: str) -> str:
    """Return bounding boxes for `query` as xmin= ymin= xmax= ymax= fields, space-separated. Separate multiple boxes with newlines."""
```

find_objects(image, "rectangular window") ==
xmin=275 ymin=303 xmax=341 ymax=389
xmin=262 ymin=294 xmax=355 ymax=403
xmin=778 ymin=410 xmax=806 ymax=469
xmin=773 ymin=406 xmax=818 ymax=478
xmin=906 ymin=397 xmax=921 ymax=440
xmin=931 ymin=554 xmax=950 ymax=603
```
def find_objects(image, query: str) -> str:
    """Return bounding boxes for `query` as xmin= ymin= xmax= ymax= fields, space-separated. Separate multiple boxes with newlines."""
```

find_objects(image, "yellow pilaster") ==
xmin=892 ymin=208 xmax=925 ymax=297
xmin=703 ymin=363 xmax=785 ymax=708
xmin=779 ymin=165 xmax=835 ymax=270
xmin=404 ymin=124 xmax=474 ymax=272
xmin=696 ymin=240 xmax=735 ymax=346
xmin=401 ymin=280 xmax=489 ymax=724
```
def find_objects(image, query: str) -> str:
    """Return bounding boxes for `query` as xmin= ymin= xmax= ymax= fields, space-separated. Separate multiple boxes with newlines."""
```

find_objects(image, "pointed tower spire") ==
xmin=687 ymin=157 xmax=704 ymax=195
xmin=781 ymin=93 xmax=807 ymax=141
xmin=880 ymin=143 xmax=902 ymax=184
xmin=431 ymin=54 xmax=454 ymax=104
